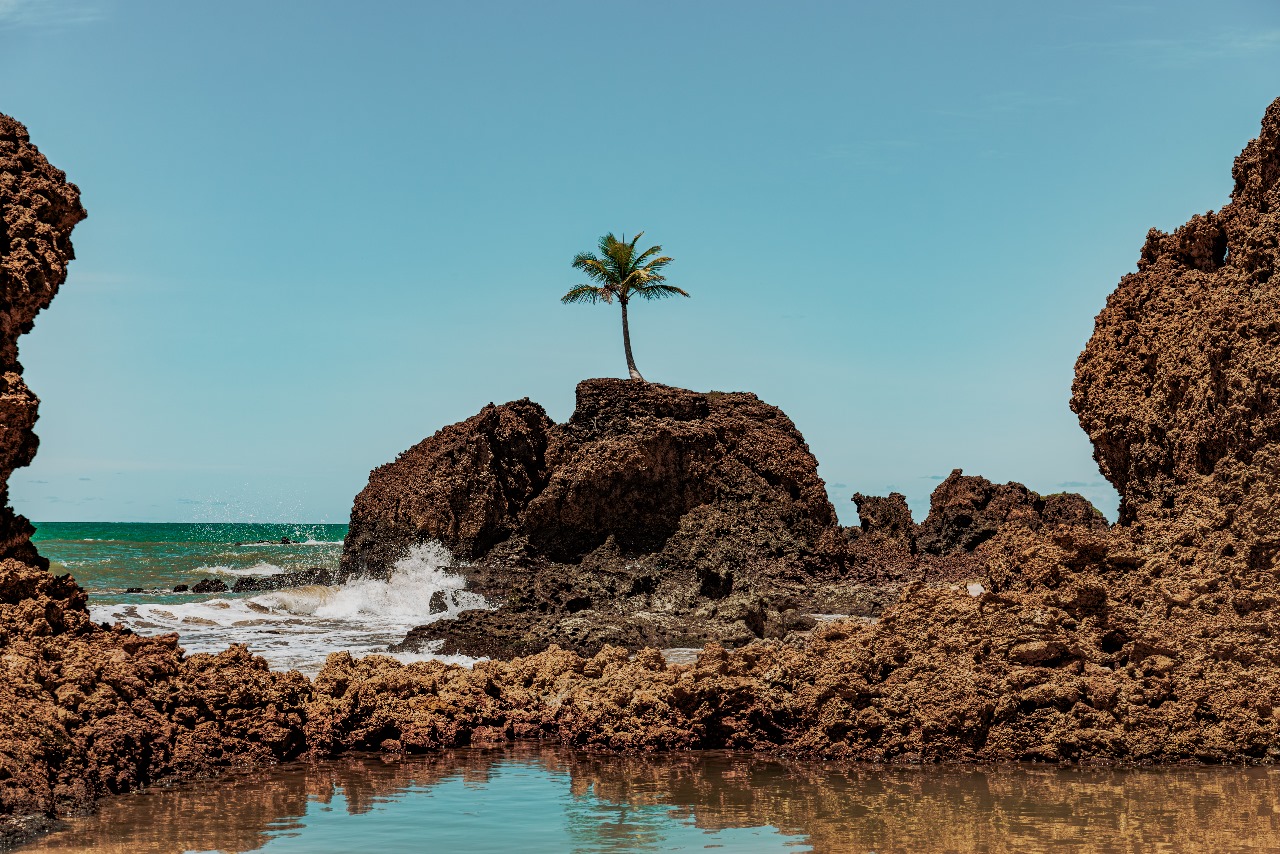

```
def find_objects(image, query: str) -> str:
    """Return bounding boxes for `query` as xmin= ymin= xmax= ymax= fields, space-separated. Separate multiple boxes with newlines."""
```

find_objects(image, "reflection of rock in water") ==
xmin=25 ymin=747 xmax=1280 ymax=853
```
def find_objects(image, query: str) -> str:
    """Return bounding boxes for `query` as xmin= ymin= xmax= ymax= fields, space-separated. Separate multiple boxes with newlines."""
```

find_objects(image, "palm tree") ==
xmin=561 ymin=232 xmax=689 ymax=381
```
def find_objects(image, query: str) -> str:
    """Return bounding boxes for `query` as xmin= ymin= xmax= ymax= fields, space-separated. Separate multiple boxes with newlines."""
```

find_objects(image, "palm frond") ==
xmin=633 ymin=243 xmax=664 ymax=265
xmin=632 ymin=283 xmax=690 ymax=300
xmin=566 ymin=231 xmax=686 ymax=307
xmin=561 ymin=284 xmax=611 ymax=304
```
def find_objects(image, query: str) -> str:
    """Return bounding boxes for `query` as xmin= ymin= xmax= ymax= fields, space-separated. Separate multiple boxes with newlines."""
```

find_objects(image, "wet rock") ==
xmin=172 ymin=584 xmax=189 ymax=593
xmin=346 ymin=380 xmax=835 ymax=571
xmin=230 ymin=567 xmax=338 ymax=593
xmin=342 ymin=399 xmax=553 ymax=574
xmin=191 ymin=578 xmax=228 ymax=594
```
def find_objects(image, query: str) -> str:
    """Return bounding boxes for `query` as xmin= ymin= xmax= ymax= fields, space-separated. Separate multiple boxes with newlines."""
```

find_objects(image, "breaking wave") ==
xmin=90 ymin=541 xmax=490 ymax=674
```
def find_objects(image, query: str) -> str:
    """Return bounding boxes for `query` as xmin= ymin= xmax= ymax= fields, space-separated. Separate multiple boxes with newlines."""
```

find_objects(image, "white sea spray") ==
xmin=89 ymin=541 xmax=490 ymax=674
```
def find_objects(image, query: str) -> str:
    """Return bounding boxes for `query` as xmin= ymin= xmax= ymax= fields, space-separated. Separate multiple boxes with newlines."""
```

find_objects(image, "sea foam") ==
xmin=90 ymin=541 xmax=489 ymax=674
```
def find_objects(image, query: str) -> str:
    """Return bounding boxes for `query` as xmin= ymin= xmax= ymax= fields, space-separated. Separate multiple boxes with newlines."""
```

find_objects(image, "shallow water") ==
xmin=32 ymin=523 xmax=486 ymax=673
xmin=19 ymin=746 xmax=1280 ymax=853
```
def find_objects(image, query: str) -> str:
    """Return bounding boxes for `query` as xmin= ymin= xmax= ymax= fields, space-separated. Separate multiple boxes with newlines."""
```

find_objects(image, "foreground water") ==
xmin=18 ymin=746 xmax=1280 ymax=853
xmin=32 ymin=522 xmax=485 ymax=673
xmin=29 ymin=525 xmax=1280 ymax=852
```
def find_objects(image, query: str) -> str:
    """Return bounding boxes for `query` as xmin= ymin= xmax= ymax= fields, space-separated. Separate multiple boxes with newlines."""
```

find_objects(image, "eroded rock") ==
xmin=1073 ymin=97 xmax=1280 ymax=534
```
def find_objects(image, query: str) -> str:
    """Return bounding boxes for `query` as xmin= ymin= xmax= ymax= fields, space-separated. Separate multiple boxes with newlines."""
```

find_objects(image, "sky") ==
xmin=2 ymin=0 xmax=1278 ymax=525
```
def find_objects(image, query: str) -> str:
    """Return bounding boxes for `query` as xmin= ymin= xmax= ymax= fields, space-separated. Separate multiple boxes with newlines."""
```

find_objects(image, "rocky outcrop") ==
xmin=343 ymin=399 xmax=552 ymax=572
xmin=0 ymin=115 xmax=86 ymax=566
xmin=915 ymin=470 xmax=1107 ymax=555
xmin=521 ymin=382 xmax=836 ymax=560
xmin=345 ymin=380 xmax=862 ymax=657
xmin=344 ymin=381 xmax=835 ymax=574
xmin=347 ymin=383 xmax=1115 ymax=659
xmin=351 ymin=381 xmax=1116 ymax=658
xmin=1073 ymin=97 xmax=1280 ymax=535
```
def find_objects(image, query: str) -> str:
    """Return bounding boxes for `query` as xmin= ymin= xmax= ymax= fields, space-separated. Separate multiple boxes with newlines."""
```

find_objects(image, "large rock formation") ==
xmin=0 ymin=116 xmax=86 ymax=564
xmin=344 ymin=380 xmax=837 ymax=574
xmin=347 ymin=380 xmax=867 ymax=656
xmin=915 ymin=469 xmax=1108 ymax=556
xmin=1073 ymin=98 xmax=1280 ymax=540
xmin=343 ymin=399 xmax=553 ymax=570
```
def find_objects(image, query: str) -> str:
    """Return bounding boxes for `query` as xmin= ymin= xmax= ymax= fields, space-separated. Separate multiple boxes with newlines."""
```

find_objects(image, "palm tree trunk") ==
xmin=620 ymin=298 xmax=644 ymax=381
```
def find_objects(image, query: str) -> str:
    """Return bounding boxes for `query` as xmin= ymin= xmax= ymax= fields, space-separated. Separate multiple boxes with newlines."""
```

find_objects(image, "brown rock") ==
xmin=852 ymin=492 xmax=915 ymax=542
xmin=523 ymin=381 xmax=835 ymax=560
xmin=1073 ymin=97 xmax=1280 ymax=532
xmin=342 ymin=399 xmax=552 ymax=573
xmin=345 ymin=380 xmax=836 ymax=573
xmin=915 ymin=469 xmax=1107 ymax=556
xmin=343 ymin=379 xmax=847 ymax=656
xmin=0 ymin=114 xmax=86 ymax=566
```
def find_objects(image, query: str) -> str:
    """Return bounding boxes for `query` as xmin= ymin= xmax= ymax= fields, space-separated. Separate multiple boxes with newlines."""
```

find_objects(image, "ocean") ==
xmin=32 ymin=522 xmax=485 ymax=674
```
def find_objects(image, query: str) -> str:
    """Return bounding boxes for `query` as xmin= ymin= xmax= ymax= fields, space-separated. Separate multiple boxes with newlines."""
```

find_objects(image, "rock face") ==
xmin=351 ymin=383 xmax=1110 ymax=657
xmin=1073 ymin=97 xmax=1280 ymax=536
xmin=345 ymin=380 xmax=867 ymax=656
xmin=0 ymin=115 xmax=86 ymax=565
xmin=343 ymin=380 xmax=835 ymax=574
xmin=343 ymin=399 xmax=552 ymax=571
xmin=520 ymin=382 xmax=836 ymax=561
xmin=915 ymin=470 xmax=1108 ymax=555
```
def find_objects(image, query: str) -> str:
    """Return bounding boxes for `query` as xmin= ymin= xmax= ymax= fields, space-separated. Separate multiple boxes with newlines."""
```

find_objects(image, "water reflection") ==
xmin=21 ymin=747 xmax=1280 ymax=853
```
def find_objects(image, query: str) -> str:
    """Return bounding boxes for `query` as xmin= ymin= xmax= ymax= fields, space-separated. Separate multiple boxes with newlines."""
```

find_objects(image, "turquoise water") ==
xmin=32 ymin=522 xmax=349 ymax=593
xmin=31 ymin=523 xmax=484 ymax=674
xmin=20 ymin=747 xmax=1280 ymax=853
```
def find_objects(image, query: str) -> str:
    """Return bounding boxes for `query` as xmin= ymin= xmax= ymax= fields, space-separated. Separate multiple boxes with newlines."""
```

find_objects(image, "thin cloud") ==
xmin=0 ymin=0 xmax=101 ymax=28
xmin=1057 ymin=480 xmax=1105 ymax=489
xmin=1059 ymin=28 xmax=1280 ymax=67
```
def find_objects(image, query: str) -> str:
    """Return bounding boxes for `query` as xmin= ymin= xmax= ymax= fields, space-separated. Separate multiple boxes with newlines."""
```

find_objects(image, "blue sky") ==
xmin=2 ymin=0 xmax=1278 ymax=524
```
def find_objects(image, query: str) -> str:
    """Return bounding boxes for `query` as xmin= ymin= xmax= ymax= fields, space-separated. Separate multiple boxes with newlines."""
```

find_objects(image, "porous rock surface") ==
xmin=914 ymin=469 xmax=1108 ymax=557
xmin=352 ymin=380 xmax=872 ymax=657
xmin=1073 ymin=96 xmax=1280 ymax=538
xmin=344 ymin=381 xmax=837 ymax=573
xmin=351 ymin=384 xmax=1108 ymax=658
